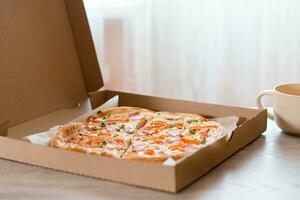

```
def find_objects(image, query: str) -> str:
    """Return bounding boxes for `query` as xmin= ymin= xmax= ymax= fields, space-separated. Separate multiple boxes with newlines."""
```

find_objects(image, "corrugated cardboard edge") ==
xmin=64 ymin=0 xmax=104 ymax=92
xmin=175 ymin=109 xmax=267 ymax=192
xmin=230 ymin=109 xmax=268 ymax=141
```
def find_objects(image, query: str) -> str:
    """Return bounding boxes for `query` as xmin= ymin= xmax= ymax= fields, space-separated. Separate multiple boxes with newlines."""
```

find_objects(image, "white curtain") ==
xmin=84 ymin=0 xmax=300 ymax=106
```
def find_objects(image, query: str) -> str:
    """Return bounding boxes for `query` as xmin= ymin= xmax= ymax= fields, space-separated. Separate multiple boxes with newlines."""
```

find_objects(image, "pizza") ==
xmin=51 ymin=106 xmax=226 ymax=162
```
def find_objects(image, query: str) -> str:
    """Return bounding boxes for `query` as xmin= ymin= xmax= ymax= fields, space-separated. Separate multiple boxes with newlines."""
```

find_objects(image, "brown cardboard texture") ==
xmin=0 ymin=0 xmax=267 ymax=193
xmin=0 ymin=0 xmax=103 ymax=127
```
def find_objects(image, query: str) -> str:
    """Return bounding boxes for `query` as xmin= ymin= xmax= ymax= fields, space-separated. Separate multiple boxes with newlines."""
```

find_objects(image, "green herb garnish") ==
xmin=127 ymin=131 xmax=135 ymax=134
xmin=201 ymin=137 xmax=206 ymax=144
xmin=98 ymin=144 xmax=103 ymax=148
xmin=189 ymin=129 xmax=196 ymax=134
xmin=98 ymin=141 xmax=107 ymax=148
xmin=187 ymin=119 xmax=198 ymax=124
xmin=120 ymin=124 xmax=125 ymax=130
xmin=168 ymin=124 xmax=175 ymax=128
xmin=90 ymin=126 xmax=97 ymax=131
xmin=113 ymin=133 xmax=119 ymax=138
xmin=100 ymin=121 xmax=106 ymax=127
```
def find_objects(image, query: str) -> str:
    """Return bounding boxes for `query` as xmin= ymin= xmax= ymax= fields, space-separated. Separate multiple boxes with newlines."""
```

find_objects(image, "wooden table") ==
xmin=1 ymin=113 xmax=300 ymax=199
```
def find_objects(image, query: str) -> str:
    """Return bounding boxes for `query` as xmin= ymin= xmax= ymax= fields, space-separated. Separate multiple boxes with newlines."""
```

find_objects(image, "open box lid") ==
xmin=0 ymin=0 xmax=103 ymax=127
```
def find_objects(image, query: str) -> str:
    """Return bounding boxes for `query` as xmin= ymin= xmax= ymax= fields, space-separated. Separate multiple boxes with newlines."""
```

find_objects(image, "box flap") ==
xmin=65 ymin=0 xmax=104 ymax=92
xmin=0 ymin=0 xmax=103 ymax=126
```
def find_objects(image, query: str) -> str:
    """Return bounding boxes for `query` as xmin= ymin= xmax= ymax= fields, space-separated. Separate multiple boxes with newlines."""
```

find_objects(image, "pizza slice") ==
xmin=50 ymin=122 xmax=127 ymax=157
xmin=122 ymin=111 xmax=186 ymax=161
xmin=51 ymin=107 xmax=154 ymax=158
xmin=123 ymin=111 xmax=225 ymax=162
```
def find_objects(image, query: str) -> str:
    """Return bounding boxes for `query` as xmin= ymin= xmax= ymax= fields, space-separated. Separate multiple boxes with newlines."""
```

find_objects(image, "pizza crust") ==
xmin=90 ymin=106 xmax=154 ymax=118
xmin=51 ymin=122 xmax=83 ymax=150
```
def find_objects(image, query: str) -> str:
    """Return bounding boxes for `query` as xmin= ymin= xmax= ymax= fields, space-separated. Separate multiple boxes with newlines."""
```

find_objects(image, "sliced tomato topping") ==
xmin=153 ymin=120 xmax=168 ymax=126
xmin=151 ymin=138 xmax=163 ymax=144
xmin=172 ymin=122 xmax=184 ymax=128
xmin=181 ymin=138 xmax=200 ymax=145
xmin=143 ymin=125 xmax=163 ymax=130
xmin=151 ymin=134 xmax=165 ymax=140
xmin=168 ymin=142 xmax=186 ymax=151
xmin=144 ymin=148 xmax=154 ymax=155
xmin=148 ymin=130 xmax=159 ymax=135
xmin=114 ymin=138 xmax=125 ymax=144
xmin=144 ymin=120 xmax=168 ymax=129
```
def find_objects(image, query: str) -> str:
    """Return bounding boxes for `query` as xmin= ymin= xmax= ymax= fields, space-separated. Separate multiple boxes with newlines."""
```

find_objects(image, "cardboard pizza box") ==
xmin=0 ymin=0 xmax=267 ymax=192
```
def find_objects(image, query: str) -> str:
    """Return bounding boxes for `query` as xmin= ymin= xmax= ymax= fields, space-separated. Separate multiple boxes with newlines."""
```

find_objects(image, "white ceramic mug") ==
xmin=256 ymin=83 xmax=300 ymax=136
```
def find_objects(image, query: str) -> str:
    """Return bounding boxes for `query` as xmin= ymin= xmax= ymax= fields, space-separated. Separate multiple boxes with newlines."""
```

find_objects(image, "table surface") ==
xmin=1 ymin=105 xmax=300 ymax=200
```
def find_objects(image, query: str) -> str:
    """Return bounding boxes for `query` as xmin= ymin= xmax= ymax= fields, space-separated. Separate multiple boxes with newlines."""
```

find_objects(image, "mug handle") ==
xmin=256 ymin=90 xmax=274 ymax=120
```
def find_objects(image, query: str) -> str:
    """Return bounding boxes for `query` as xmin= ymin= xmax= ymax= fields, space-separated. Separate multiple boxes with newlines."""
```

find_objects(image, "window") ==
xmin=84 ymin=0 xmax=300 ymax=106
